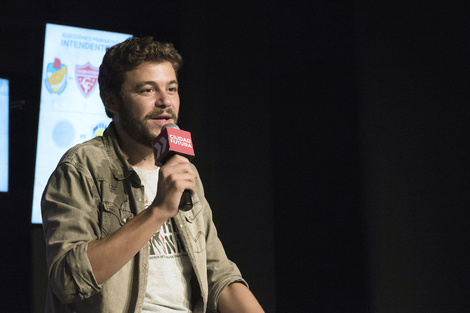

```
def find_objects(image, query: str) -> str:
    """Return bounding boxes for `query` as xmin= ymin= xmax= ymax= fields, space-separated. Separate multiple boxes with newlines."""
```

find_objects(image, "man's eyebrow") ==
xmin=136 ymin=80 xmax=178 ymax=87
xmin=134 ymin=81 xmax=153 ymax=87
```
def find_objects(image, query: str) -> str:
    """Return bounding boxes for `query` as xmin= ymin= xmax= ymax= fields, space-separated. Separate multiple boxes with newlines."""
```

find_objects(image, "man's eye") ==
xmin=142 ymin=88 xmax=153 ymax=93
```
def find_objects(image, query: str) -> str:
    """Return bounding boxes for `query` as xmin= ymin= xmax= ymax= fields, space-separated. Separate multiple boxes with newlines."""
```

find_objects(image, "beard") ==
xmin=118 ymin=102 xmax=178 ymax=148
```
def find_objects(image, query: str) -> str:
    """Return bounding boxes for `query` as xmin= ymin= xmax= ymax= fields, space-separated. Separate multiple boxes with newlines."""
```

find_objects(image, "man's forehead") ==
xmin=133 ymin=61 xmax=175 ymax=72
xmin=125 ymin=62 xmax=177 ymax=83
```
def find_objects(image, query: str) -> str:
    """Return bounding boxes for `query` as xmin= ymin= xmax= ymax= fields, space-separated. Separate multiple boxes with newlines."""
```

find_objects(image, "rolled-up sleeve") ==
xmin=204 ymin=208 xmax=248 ymax=311
xmin=189 ymin=166 xmax=248 ymax=311
xmin=41 ymin=161 xmax=102 ymax=304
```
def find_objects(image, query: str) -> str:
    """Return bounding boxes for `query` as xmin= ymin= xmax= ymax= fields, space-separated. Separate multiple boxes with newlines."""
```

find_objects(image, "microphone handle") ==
xmin=179 ymin=190 xmax=193 ymax=211
xmin=159 ymin=151 xmax=193 ymax=211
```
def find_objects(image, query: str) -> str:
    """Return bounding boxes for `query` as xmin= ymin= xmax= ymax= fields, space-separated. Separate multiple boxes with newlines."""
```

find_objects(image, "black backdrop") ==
xmin=1 ymin=1 xmax=470 ymax=312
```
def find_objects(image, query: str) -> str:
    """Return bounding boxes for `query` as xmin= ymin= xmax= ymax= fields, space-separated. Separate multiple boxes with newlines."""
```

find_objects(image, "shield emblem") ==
xmin=45 ymin=58 xmax=67 ymax=94
xmin=75 ymin=62 xmax=99 ymax=98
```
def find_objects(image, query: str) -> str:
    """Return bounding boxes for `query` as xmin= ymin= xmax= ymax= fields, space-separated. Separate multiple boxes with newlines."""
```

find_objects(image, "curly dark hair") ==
xmin=98 ymin=36 xmax=183 ymax=117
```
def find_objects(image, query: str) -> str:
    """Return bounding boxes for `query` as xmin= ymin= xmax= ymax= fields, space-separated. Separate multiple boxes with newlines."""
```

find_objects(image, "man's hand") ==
xmin=150 ymin=154 xmax=196 ymax=219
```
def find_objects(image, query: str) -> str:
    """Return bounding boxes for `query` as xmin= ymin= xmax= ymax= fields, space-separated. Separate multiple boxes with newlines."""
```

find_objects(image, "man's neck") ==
xmin=114 ymin=125 xmax=158 ymax=170
xmin=127 ymin=151 xmax=158 ymax=170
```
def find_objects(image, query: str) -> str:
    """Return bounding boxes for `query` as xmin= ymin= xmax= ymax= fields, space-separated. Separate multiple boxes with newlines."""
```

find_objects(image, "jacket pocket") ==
xmin=100 ymin=196 xmax=134 ymax=237
xmin=179 ymin=195 xmax=206 ymax=253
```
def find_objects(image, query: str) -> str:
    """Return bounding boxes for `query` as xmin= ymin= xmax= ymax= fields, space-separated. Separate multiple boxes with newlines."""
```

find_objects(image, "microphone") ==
xmin=152 ymin=123 xmax=195 ymax=211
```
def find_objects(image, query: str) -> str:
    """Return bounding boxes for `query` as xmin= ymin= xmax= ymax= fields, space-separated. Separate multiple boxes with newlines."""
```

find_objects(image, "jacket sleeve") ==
xmin=41 ymin=161 xmax=103 ymax=304
xmin=191 ymin=166 xmax=249 ymax=311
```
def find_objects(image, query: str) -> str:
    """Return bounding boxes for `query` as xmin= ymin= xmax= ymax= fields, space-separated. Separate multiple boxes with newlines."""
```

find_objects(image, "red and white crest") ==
xmin=75 ymin=62 xmax=99 ymax=98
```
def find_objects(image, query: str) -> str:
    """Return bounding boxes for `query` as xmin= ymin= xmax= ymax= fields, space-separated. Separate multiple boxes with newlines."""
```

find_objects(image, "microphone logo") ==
xmin=153 ymin=136 xmax=168 ymax=160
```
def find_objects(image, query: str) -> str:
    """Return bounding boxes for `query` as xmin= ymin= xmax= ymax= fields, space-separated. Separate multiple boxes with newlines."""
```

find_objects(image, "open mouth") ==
xmin=148 ymin=113 xmax=174 ymax=126
xmin=154 ymin=113 xmax=171 ymax=120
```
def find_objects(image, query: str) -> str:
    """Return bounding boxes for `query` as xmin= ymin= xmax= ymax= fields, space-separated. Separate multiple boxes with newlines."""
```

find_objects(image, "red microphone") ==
xmin=152 ymin=123 xmax=195 ymax=211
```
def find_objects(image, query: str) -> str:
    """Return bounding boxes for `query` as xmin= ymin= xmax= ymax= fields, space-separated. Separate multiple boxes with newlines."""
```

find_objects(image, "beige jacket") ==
xmin=41 ymin=123 xmax=246 ymax=313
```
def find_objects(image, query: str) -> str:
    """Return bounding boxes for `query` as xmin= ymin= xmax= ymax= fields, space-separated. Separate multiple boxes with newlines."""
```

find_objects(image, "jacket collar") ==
xmin=102 ymin=122 xmax=138 ymax=182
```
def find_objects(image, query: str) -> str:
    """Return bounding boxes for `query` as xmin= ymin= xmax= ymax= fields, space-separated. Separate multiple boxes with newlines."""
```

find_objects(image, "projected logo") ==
xmin=75 ymin=62 xmax=99 ymax=97
xmin=53 ymin=120 xmax=75 ymax=148
xmin=45 ymin=58 xmax=67 ymax=94
xmin=93 ymin=123 xmax=107 ymax=137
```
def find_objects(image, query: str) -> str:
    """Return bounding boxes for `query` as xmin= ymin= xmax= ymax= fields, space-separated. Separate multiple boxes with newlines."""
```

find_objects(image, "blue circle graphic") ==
xmin=53 ymin=120 xmax=75 ymax=148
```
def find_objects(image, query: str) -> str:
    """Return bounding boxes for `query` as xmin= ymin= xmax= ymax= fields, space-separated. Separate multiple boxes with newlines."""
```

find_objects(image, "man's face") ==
xmin=115 ymin=61 xmax=180 ymax=147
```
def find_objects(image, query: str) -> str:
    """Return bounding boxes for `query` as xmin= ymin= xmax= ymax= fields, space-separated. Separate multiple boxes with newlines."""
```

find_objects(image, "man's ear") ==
xmin=102 ymin=93 xmax=120 ymax=116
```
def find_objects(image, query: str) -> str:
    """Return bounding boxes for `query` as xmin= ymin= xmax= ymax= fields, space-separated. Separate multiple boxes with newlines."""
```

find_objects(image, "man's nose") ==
xmin=155 ymin=91 xmax=171 ymax=107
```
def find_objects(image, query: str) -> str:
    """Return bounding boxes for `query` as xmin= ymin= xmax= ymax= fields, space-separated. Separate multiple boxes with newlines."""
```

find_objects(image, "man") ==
xmin=41 ymin=36 xmax=264 ymax=313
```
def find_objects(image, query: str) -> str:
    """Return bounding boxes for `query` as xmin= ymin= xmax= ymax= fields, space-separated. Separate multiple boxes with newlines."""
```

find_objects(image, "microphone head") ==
xmin=162 ymin=123 xmax=180 ymax=131
xmin=153 ymin=123 xmax=194 ymax=166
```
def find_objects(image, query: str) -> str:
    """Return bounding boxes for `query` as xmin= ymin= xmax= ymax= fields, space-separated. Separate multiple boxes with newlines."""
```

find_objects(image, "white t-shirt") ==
xmin=132 ymin=166 xmax=193 ymax=313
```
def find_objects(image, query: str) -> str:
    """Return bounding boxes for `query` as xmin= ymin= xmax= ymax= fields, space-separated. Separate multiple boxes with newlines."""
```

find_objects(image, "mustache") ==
xmin=144 ymin=109 xmax=178 ymax=120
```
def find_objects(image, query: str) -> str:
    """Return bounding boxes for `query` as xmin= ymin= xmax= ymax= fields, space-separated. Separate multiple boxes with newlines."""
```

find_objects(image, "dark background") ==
xmin=1 ymin=1 xmax=469 ymax=312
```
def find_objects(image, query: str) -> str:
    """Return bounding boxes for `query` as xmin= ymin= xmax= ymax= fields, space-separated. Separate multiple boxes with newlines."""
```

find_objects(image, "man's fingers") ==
xmin=159 ymin=155 xmax=195 ymax=194
xmin=163 ymin=154 xmax=190 ymax=166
